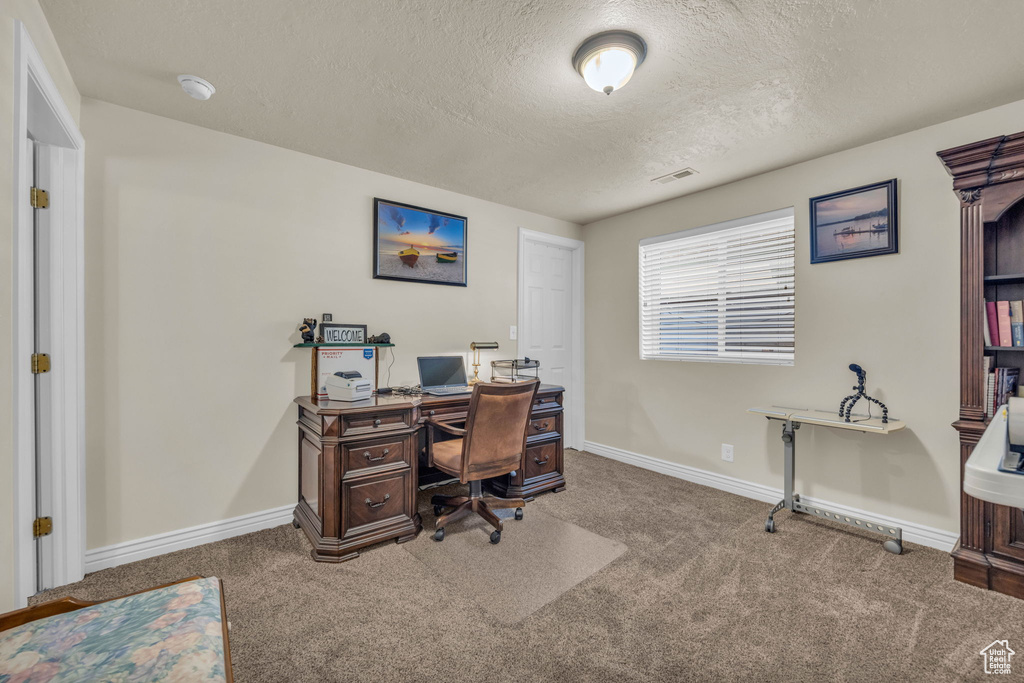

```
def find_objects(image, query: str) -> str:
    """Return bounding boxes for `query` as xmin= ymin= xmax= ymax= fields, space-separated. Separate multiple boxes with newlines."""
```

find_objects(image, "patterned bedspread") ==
xmin=0 ymin=576 xmax=228 ymax=682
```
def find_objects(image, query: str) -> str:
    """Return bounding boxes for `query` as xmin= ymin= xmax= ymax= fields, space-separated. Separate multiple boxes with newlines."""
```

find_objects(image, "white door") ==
xmin=519 ymin=231 xmax=584 ymax=449
xmin=32 ymin=141 xmax=56 ymax=591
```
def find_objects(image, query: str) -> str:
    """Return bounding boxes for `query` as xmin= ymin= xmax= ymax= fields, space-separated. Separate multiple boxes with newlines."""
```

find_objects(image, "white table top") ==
xmin=748 ymin=406 xmax=906 ymax=434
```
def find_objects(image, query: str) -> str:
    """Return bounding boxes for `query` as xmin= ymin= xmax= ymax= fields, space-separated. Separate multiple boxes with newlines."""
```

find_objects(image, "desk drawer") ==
xmin=534 ymin=393 xmax=562 ymax=409
xmin=528 ymin=415 xmax=560 ymax=438
xmin=422 ymin=405 xmax=467 ymax=422
xmin=525 ymin=441 xmax=559 ymax=478
xmin=340 ymin=409 xmax=413 ymax=437
xmin=342 ymin=435 xmax=410 ymax=475
xmin=342 ymin=471 xmax=411 ymax=538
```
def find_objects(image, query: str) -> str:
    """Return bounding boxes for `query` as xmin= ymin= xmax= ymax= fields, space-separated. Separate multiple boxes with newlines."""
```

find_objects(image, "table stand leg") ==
xmin=763 ymin=419 xmax=903 ymax=555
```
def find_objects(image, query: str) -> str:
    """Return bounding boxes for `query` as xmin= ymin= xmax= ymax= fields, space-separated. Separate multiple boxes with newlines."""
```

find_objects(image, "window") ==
xmin=639 ymin=208 xmax=795 ymax=365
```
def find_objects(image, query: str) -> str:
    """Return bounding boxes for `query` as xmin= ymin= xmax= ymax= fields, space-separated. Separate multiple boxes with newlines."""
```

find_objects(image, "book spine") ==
xmin=1011 ymin=301 xmax=1024 ymax=346
xmin=997 ymin=301 xmax=1013 ymax=347
xmin=988 ymin=301 xmax=1000 ymax=347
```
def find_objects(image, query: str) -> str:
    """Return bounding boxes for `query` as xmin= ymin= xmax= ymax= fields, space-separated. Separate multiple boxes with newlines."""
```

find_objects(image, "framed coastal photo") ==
xmin=810 ymin=179 xmax=898 ymax=264
xmin=373 ymin=198 xmax=467 ymax=287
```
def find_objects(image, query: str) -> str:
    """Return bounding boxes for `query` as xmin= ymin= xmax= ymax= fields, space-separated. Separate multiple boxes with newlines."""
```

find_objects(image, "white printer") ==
xmin=324 ymin=371 xmax=372 ymax=402
xmin=965 ymin=397 xmax=1024 ymax=508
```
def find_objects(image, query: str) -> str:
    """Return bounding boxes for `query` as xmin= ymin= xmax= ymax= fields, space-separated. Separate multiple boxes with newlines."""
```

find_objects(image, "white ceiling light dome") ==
xmin=572 ymin=30 xmax=647 ymax=95
xmin=177 ymin=74 xmax=216 ymax=101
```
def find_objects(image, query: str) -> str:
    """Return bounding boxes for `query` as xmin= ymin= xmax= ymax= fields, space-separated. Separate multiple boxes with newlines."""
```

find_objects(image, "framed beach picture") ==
xmin=809 ymin=179 xmax=898 ymax=264
xmin=373 ymin=198 xmax=467 ymax=287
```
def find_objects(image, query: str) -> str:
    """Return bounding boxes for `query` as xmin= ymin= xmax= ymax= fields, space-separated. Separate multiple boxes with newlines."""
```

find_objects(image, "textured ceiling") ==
xmin=40 ymin=0 xmax=1024 ymax=224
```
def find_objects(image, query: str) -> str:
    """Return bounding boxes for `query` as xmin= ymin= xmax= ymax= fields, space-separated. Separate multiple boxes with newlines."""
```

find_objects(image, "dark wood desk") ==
xmin=293 ymin=385 xmax=566 ymax=562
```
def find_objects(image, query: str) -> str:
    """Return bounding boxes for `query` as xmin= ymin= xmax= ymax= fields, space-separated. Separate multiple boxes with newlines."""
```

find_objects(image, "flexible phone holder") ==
xmin=838 ymin=364 xmax=889 ymax=424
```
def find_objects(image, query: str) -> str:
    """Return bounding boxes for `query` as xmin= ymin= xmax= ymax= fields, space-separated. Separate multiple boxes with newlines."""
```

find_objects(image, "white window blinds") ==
xmin=639 ymin=208 xmax=795 ymax=365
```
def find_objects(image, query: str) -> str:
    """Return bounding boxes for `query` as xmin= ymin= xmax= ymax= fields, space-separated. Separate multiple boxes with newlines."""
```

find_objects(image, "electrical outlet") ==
xmin=509 ymin=325 xmax=517 ymax=340
xmin=721 ymin=444 xmax=734 ymax=462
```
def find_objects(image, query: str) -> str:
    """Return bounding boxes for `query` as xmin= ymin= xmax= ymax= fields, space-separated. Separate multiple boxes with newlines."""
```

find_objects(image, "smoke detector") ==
xmin=651 ymin=168 xmax=697 ymax=184
xmin=177 ymin=75 xmax=216 ymax=101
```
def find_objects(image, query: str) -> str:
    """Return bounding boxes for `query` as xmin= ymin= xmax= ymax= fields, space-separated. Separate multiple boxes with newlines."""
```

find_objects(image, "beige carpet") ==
xmin=33 ymin=450 xmax=1024 ymax=682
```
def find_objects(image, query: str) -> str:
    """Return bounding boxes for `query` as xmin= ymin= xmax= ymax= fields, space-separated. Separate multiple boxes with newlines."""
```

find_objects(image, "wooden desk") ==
xmin=294 ymin=385 xmax=566 ymax=562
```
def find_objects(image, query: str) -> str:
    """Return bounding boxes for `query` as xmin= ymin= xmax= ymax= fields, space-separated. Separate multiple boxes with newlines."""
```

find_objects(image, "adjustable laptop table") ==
xmin=749 ymin=407 xmax=907 ymax=555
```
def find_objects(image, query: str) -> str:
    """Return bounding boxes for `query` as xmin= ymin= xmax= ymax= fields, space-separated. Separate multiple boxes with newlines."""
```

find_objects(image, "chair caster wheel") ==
xmin=490 ymin=530 xmax=501 ymax=544
xmin=434 ymin=528 xmax=445 ymax=542
xmin=291 ymin=519 xmax=301 ymax=529
xmin=514 ymin=508 xmax=524 ymax=521
xmin=765 ymin=519 xmax=775 ymax=533
xmin=433 ymin=505 xmax=443 ymax=516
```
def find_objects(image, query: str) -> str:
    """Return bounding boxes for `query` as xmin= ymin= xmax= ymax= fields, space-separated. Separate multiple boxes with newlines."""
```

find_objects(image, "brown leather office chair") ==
xmin=426 ymin=379 xmax=540 ymax=544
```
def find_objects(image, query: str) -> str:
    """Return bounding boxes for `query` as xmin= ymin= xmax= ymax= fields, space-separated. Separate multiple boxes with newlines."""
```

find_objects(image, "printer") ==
xmin=965 ymin=397 xmax=1024 ymax=508
xmin=324 ymin=371 xmax=372 ymax=402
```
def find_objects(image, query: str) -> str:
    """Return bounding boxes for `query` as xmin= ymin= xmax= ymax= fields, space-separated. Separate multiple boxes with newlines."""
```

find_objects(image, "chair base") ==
xmin=431 ymin=480 xmax=525 ymax=536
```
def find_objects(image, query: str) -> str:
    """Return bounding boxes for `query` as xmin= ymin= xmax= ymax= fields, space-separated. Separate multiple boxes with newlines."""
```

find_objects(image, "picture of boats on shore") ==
xmin=373 ymin=198 xmax=467 ymax=286
xmin=810 ymin=179 xmax=898 ymax=264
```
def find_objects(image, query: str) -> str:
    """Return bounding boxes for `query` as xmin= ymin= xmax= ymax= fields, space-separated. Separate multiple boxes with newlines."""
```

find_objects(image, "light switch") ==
xmin=509 ymin=325 xmax=517 ymax=340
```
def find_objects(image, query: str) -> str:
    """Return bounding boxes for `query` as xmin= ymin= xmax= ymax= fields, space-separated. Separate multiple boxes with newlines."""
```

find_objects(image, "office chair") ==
xmin=426 ymin=379 xmax=540 ymax=544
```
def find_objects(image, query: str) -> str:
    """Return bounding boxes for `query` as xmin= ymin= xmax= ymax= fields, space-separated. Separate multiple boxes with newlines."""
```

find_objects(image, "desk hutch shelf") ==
xmin=939 ymin=131 xmax=1024 ymax=599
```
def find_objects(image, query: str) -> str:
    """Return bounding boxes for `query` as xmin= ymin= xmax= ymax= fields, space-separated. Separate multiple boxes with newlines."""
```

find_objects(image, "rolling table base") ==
xmin=765 ymin=420 xmax=903 ymax=555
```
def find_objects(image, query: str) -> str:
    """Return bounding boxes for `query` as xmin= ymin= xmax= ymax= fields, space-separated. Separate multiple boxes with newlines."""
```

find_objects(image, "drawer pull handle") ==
xmin=373 ymin=419 xmax=381 ymax=426
xmin=533 ymin=457 xmax=550 ymax=466
xmin=363 ymin=450 xmax=388 ymax=462
xmin=365 ymin=494 xmax=391 ymax=509
xmin=535 ymin=422 xmax=549 ymax=432
xmin=429 ymin=410 xmax=436 ymax=416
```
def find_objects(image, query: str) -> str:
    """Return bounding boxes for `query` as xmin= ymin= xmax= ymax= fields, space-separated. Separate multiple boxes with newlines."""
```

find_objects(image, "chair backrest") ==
xmin=459 ymin=380 xmax=540 ymax=482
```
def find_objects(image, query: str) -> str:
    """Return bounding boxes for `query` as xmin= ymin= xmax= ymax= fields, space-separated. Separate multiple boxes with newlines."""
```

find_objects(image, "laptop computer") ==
xmin=418 ymin=356 xmax=474 ymax=396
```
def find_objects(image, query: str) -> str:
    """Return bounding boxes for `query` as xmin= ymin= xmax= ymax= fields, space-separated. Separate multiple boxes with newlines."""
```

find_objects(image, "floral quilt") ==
xmin=0 ymin=576 xmax=228 ymax=682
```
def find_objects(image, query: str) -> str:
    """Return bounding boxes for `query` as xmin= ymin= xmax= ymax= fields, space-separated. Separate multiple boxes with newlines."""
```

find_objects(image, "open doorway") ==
xmin=13 ymin=21 xmax=86 ymax=605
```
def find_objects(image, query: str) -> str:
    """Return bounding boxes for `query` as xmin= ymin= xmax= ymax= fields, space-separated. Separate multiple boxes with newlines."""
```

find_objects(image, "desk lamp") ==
xmin=469 ymin=341 xmax=499 ymax=384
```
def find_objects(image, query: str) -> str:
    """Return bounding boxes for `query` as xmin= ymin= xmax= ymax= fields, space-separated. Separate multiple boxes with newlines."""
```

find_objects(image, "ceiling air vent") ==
xmin=651 ymin=167 xmax=698 ymax=184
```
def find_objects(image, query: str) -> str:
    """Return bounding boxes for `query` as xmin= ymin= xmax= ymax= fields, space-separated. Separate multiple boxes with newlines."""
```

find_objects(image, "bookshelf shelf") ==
xmin=983 ymin=274 xmax=1024 ymax=285
xmin=293 ymin=342 xmax=395 ymax=348
xmin=985 ymin=346 xmax=1024 ymax=352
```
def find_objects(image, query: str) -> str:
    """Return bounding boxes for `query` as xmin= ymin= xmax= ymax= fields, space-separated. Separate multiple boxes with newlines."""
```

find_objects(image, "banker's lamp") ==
xmin=469 ymin=341 xmax=499 ymax=384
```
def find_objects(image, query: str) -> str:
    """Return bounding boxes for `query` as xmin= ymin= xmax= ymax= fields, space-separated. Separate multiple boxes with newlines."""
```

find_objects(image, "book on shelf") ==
xmin=987 ymin=301 xmax=1000 ymax=346
xmin=997 ymin=367 xmax=1020 ymax=413
xmin=997 ymin=300 xmax=1013 ymax=347
xmin=984 ymin=312 xmax=992 ymax=346
xmin=1011 ymin=301 xmax=1024 ymax=346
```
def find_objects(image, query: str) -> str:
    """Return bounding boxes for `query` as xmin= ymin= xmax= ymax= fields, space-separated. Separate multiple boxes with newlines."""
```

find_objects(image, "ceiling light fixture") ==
xmin=572 ymin=30 xmax=647 ymax=95
xmin=177 ymin=74 xmax=216 ymax=101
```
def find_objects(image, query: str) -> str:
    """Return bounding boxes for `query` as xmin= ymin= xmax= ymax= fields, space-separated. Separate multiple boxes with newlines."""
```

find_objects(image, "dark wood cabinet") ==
xmin=939 ymin=131 xmax=1024 ymax=599
xmin=293 ymin=385 xmax=566 ymax=562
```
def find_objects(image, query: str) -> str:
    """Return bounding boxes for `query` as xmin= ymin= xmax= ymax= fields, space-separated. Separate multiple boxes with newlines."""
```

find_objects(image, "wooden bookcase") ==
xmin=939 ymin=132 xmax=1024 ymax=599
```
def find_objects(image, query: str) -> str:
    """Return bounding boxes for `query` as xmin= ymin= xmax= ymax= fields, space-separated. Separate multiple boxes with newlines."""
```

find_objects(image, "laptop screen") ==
xmin=418 ymin=356 xmax=468 ymax=389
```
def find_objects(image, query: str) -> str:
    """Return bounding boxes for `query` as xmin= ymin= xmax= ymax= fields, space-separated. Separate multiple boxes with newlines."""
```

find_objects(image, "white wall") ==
xmin=82 ymin=99 xmax=581 ymax=550
xmin=584 ymin=97 xmax=1024 ymax=536
xmin=0 ymin=1 xmax=81 ymax=612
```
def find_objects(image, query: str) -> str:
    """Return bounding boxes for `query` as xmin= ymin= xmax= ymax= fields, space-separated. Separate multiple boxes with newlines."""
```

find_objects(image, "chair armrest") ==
xmin=425 ymin=417 xmax=466 ymax=437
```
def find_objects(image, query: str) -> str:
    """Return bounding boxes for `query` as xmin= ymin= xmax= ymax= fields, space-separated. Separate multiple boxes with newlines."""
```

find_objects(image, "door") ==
xmin=519 ymin=231 xmax=584 ymax=449
xmin=32 ymin=140 xmax=56 ymax=591
xmin=992 ymin=505 xmax=1024 ymax=563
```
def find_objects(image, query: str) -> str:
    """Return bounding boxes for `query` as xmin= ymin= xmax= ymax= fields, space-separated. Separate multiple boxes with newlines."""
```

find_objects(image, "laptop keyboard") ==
xmin=425 ymin=386 xmax=473 ymax=395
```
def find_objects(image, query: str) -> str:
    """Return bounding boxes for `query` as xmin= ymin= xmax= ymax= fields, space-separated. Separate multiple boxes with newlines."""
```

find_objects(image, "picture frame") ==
xmin=810 ymin=178 xmax=898 ymax=264
xmin=373 ymin=198 xmax=467 ymax=287
xmin=320 ymin=323 xmax=367 ymax=344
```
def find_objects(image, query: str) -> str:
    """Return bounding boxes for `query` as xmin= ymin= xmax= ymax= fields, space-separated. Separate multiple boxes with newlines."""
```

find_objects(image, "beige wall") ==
xmin=82 ymin=98 xmax=581 ymax=549
xmin=585 ymin=97 xmax=1024 ymax=535
xmin=0 ymin=1 xmax=80 ymax=611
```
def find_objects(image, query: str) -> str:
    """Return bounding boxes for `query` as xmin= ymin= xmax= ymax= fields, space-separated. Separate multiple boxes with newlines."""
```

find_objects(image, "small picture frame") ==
xmin=320 ymin=323 xmax=367 ymax=344
xmin=810 ymin=179 xmax=898 ymax=264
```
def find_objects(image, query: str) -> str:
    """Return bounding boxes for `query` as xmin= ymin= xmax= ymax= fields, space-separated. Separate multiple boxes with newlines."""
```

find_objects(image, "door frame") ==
xmin=13 ymin=20 xmax=86 ymax=606
xmin=517 ymin=228 xmax=585 ymax=450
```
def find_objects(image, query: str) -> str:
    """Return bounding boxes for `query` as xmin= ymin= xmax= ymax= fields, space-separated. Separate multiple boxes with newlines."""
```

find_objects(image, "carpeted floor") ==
xmin=35 ymin=450 xmax=1024 ymax=682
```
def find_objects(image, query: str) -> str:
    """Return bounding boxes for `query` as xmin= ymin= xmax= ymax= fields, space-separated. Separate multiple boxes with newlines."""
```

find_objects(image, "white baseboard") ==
xmin=84 ymin=504 xmax=294 ymax=574
xmin=583 ymin=440 xmax=958 ymax=553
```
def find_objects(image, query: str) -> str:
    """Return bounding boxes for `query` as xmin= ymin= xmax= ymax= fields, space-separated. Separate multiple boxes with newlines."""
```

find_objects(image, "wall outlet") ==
xmin=721 ymin=444 xmax=734 ymax=462
xmin=509 ymin=325 xmax=517 ymax=340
